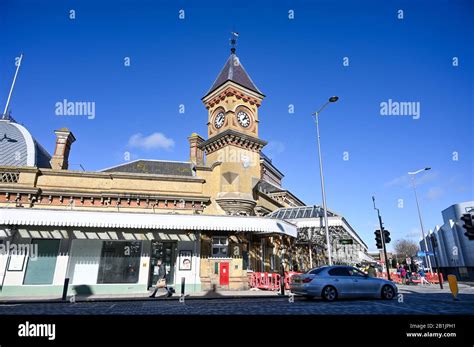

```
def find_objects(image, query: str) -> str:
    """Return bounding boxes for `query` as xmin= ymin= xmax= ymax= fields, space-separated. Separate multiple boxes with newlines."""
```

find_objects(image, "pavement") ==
xmin=458 ymin=281 xmax=474 ymax=287
xmin=0 ymin=284 xmax=473 ymax=315
xmin=1 ymin=282 xmax=472 ymax=304
xmin=0 ymin=288 xmax=280 ymax=304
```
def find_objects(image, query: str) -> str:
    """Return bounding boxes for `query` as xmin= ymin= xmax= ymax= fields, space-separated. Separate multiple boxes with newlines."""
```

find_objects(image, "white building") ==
xmin=0 ymin=208 xmax=296 ymax=297
xmin=421 ymin=201 xmax=474 ymax=281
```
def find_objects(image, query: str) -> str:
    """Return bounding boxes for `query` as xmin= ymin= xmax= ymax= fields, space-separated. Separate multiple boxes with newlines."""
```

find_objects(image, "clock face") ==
xmin=237 ymin=111 xmax=250 ymax=128
xmin=214 ymin=112 xmax=225 ymax=129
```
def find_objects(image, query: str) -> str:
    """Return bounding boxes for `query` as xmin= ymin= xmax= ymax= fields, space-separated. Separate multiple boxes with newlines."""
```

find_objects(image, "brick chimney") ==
xmin=188 ymin=133 xmax=205 ymax=166
xmin=50 ymin=128 xmax=76 ymax=170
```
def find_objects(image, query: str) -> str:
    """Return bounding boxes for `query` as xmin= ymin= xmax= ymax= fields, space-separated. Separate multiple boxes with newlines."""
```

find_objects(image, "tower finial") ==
xmin=230 ymin=32 xmax=239 ymax=54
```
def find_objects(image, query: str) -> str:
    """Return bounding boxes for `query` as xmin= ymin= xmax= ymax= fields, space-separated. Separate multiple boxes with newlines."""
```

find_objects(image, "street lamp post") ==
xmin=312 ymin=96 xmax=339 ymax=266
xmin=408 ymin=167 xmax=433 ymax=274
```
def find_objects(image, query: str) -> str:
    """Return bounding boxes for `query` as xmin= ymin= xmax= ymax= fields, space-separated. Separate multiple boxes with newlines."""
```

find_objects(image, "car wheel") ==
xmin=321 ymin=286 xmax=338 ymax=302
xmin=381 ymin=285 xmax=395 ymax=300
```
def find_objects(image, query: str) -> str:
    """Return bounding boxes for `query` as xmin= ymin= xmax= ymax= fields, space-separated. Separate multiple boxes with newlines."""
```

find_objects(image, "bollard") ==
xmin=62 ymin=278 xmax=70 ymax=301
xmin=181 ymin=277 xmax=185 ymax=296
xmin=447 ymin=275 xmax=459 ymax=301
xmin=280 ymin=275 xmax=285 ymax=296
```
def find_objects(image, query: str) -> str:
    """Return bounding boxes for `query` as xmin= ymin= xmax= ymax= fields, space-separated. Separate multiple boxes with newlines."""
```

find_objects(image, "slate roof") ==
xmin=256 ymin=179 xmax=306 ymax=206
xmin=33 ymin=140 xmax=52 ymax=168
xmin=204 ymin=53 xmax=263 ymax=97
xmin=260 ymin=152 xmax=285 ymax=180
xmin=102 ymin=160 xmax=195 ymax=177
xmin=0 ymin=119 xmax=51 ymax=168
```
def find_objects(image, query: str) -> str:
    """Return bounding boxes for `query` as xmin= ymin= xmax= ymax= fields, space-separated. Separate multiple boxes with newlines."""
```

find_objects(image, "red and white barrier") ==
xmin=248 ymin=271 xmax=302 ymax=291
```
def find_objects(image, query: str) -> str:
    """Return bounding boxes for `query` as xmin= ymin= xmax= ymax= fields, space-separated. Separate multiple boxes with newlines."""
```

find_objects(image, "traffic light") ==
xmin=383 ymin=230 xmax=391 ymax=244
xmin=374 ymin=230 xmax=382 ymax=249
xmin=461 ymin=213 xmax=474 ymax=240
xmin=430 ymin=234 xmax=438 ymax=248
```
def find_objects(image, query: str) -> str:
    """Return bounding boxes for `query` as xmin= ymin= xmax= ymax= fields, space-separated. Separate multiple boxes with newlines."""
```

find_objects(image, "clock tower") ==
xmin=199 ymin=37 xmax=267 ymax=215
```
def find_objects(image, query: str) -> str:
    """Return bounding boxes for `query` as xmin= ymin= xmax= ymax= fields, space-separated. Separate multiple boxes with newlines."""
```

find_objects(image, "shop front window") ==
xmin=23 ymin=239 xmax=60 ymax=285
xmin=270 ymin=253 xmax=275 ymax=272
xmin=212 ymin=237 xmax=228 ymax=258
xmin=242 ymin=243 xmax=250 ymax=270
xmin=97 ymin=241 xmax=141 ymax=284
xmin=148 ymin=241 xmax=175 ymax=288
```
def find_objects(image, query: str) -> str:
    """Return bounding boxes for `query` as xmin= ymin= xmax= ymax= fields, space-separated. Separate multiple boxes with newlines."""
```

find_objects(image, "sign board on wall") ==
xmin=179 ymin=250 xmax=192 ymax=271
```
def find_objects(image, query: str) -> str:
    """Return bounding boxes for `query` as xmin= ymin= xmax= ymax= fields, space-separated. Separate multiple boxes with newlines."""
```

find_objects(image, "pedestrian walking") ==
xmin=418 ymin=268 xmax=430 ymax=286
xmin=406 ymin=266 xmax=412 ymax=283
xmin=279 ymin=263 xmax=286 ymax=295
xmin=400 ymin=266 xmax=407 ymax=285
xmin=149 ymin=259 xmax=174 ymax=298
xmin=367 ymin=265 xmax=377 ymax=278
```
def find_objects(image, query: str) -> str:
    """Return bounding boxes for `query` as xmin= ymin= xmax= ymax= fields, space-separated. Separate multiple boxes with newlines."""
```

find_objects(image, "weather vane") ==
xmin=230 ymin=32 xmax=239 ymax=54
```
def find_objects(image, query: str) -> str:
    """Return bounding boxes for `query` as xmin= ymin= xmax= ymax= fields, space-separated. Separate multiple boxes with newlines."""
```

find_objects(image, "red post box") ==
xmin=219 ymin=262 xmax=229 ymax=286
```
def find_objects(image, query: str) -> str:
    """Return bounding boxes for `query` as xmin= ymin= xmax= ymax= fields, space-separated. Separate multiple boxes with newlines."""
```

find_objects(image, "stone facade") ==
xmin=0 ymin=49 xmax=309 ymax=295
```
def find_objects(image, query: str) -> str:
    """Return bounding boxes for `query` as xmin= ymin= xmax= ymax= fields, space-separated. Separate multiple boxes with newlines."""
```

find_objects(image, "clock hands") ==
xmin=214 ymin=111 xmax=251 ymax=129
xmin=237 ymin=111 xmax=250 ymax=128
xmin=214 ymin=112 xmax=225 ymax=129
xmin=0 ymin=133 xmax=18 ymax=143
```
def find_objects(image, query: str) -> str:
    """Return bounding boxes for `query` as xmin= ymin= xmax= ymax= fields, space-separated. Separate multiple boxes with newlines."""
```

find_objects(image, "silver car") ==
xmin=290 ymin=265 xmax=398 ymax=301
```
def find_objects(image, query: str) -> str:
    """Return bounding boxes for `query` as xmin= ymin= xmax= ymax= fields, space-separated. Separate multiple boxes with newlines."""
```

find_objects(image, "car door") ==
xmin=348 ymin=267 xmax=380 ymax=297
xmin=327 ymin=267 xmax=353 ymax=297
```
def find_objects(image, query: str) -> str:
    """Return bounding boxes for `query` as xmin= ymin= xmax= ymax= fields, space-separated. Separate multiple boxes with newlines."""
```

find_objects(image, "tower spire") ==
xmin=230 ymin=32 xmax=239 ymax=54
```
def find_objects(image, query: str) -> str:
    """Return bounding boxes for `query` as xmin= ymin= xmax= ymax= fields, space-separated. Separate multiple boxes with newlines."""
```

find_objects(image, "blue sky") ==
xmin=1 ymin=0 xmax=473 ymax=252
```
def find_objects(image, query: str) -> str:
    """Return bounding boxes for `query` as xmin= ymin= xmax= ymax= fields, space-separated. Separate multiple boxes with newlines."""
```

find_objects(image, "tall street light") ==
xmin=312 ymin=96 xmax=339 ymax=266
xmin=408 ymin=167 xmax=433 ymax=273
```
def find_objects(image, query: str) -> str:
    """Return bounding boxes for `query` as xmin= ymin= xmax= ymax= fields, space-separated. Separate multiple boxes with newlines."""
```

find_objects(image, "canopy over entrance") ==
xmin=0 ymin=208 xmax=297 ymax=237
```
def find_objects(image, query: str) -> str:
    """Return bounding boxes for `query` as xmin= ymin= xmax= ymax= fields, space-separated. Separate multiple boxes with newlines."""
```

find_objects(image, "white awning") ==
xmin=358 ymin=251 xmax=376 ymax=263
xmin=0 ymin=208 xmax=297 ymax=237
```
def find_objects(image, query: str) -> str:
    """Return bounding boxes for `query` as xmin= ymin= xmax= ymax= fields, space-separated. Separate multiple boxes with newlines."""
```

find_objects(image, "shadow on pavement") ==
xmin=294 ymin=291 xmax=474 ymax=307
xmin=73 ymin=285 xmax=93 ymax=298
xmin=202 ymin=290 xmax=223 ymax=298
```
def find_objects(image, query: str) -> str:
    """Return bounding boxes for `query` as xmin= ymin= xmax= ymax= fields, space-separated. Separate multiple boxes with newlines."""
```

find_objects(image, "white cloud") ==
xmin=128 ymin=132 xmax=175 ymax=150
xmin=415 ymin=171 xmax=439 ymax=185
xmin=384 ymin=171 xmax=438 ymax=188
xmin=405 ymin=227 xmax=420 ymax=238
xmin=384 ymin=175 xmax=409 ymax=188
xmin=265 ymin=141 xmax=285 ymax=157
xmin=426 ymin=186 xmax=444 ymax=200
